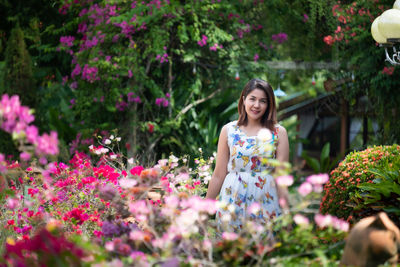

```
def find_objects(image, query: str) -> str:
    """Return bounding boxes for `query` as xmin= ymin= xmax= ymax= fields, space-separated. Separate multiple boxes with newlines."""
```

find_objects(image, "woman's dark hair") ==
xmin=237 ymin=78 xmax=277 ymax=131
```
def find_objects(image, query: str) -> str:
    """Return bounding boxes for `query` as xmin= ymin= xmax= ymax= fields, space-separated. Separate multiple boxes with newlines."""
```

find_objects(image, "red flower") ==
xmin=7 ymin=219 xmax=14 ymax=226
xmin=382 ymin=66 xmax=395 ymax=75
xmin=323 ymin=35 xmax=334 ymax=46
xmin=148 ymin=123 xmax=154 ymax=133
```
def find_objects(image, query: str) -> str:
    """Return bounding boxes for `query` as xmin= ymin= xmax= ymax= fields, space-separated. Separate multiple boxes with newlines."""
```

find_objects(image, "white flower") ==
xmin=110 ymin=154 xmax=117 ymax=159
xmin=110 ymin=135 xmax=115 ymax=140
xmin=104 ymin=139 xmax=112 ymax=145
xmin=169 ymin=154 xmax=179 ymax=163
xmin=221 ymin=213 xmax=231 ymax=222
xmin=128 ymin=158 xmax=134 ymax=164
xmin=257 ymin=128 xmax=272 ymax=142
xmin=119 ymin=178 xmax=137 ymax=188
xmin=89 ymin=145 xmax=94 ymax=150
xmin=116 ymin=137 xmax=121 ymax=141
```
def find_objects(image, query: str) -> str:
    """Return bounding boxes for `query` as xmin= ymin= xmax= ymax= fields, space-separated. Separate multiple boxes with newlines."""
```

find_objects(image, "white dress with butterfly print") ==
xmin=216 ymin=121 xmax=281 ymax=232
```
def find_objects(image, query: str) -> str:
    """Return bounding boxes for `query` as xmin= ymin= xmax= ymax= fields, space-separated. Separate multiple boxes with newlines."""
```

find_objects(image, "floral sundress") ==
xmin=216 ymin=121 xmax=282 ymax=232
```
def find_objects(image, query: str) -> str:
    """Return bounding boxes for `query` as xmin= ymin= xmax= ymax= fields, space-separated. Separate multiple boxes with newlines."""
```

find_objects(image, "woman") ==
xmin=205 ymin=78 xmax=289 ymax=231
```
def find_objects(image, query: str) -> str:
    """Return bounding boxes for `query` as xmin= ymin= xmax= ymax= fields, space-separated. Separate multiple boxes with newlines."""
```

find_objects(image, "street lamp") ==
xmin=371 ymin=0 xmax=400 ymax=65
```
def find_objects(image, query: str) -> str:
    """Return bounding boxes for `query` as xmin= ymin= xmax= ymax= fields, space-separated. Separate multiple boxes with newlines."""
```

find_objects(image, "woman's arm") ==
xmin=275 ymin=125 xmax=290 ymax=211
xmin=205 ymin=125 xmax=230 ymax=199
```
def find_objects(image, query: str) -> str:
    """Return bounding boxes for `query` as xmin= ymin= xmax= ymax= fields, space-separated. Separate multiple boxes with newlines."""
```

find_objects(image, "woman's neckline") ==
xmin=234 ymin=121 xmax=277 ymax=138
xmin=236 ymin=124 xmax=269 ymax=137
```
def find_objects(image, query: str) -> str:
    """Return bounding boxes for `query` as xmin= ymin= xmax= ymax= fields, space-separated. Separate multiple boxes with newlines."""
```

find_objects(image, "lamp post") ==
xmin=371 ymin=0 xmax=400 ymax=65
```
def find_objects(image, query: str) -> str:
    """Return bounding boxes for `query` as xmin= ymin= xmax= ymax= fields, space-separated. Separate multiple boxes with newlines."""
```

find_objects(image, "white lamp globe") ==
xmin=394 ymin=0 xmax=400 ymax=10
xmin=378 ymin=9 xmax=400 ymax=40
xmin=371 ymin=16 xmax=387 ymax=43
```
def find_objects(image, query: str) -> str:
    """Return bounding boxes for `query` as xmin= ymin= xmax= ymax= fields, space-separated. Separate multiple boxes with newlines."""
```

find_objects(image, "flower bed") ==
xmin=320 ymin=144 xmax=400 ymax=223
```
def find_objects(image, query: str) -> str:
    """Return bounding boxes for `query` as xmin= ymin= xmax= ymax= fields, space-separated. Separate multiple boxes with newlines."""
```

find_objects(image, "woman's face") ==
xmin=243 ymin=88 xmax=268 ymax=122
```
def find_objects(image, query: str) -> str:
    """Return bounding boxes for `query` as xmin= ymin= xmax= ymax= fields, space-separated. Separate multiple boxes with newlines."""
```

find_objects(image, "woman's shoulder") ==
xmin=220 ymin=121 xmax=238 ymax=136
xmin=223 ymin=120 xmax=238 ymax=129
xmin=273 ymin=124 xmax=287 ymax=135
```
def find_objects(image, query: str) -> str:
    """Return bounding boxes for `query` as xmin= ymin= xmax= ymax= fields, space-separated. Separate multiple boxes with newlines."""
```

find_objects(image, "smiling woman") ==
xmin=205 ymin=78 xmax=290 ymax=232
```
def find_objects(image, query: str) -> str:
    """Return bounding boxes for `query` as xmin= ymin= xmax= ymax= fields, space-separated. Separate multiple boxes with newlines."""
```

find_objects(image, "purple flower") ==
xmin=81 ymin=64 xmax=99 ymax=83
xmin=60 ymin=36 xmax=75 ymax=47
xmin=71 ymin=64 xmax=82 ymax=79
xmin=303 ymin=14 xmax=309 ymax=22
xmin=254 ymin=53 xmax=259 ymax=62
xmin=271 ymin=32 xmax=288 ymax=44
xmin=102 ymin=221 xmax=120 ymax=237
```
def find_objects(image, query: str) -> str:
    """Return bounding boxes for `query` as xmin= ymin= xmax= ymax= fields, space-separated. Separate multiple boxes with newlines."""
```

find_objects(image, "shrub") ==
xmin=320 ymin=144 xmax=400 ymax=223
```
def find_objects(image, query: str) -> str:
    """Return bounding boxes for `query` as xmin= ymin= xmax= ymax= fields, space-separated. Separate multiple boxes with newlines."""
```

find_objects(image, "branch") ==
xmin=175 ymin=87 xmax=224 ymax=120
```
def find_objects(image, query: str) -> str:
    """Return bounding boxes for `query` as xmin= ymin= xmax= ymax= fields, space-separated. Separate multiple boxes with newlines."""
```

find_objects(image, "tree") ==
xmin=3 ymin=27 xmax=35 ymax=107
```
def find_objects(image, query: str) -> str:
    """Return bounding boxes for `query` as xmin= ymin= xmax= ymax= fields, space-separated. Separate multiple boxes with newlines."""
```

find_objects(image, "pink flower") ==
xmin=25 ymin=126 xmax=39 ymax=143
xmin=130 ymin=165 xmax=144 ymax=176
xmin=323 ymin=35 xmax=334 ymax=46
xmin=293 ymin=214 xmax=310 ymax=226
xmin=222 ymin=232 xmax=239 ymax=241
xmin=314 ymin=214 xmax=333 ymax=228
xmin=197 ymin=34 xmax=208 ymax=46
xmin=276 ymin=175 xmax=294 ymax=186
xmin=332 ymin=217 xmax=350 ymax=232
xmin=20 ymin=152 xmax=31 ymax=161
xmin=306 ymin=173 xmax=329 ymax=185
xmin=298 ymin=181 xmax=313 ymax=196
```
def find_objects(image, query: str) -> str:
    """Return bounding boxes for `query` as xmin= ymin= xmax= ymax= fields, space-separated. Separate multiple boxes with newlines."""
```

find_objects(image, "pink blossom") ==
xmin=20 ymin=152 xmax=31 ymax=161
xmin=222 ymin=232 xmax=239 ymax=241
xmin=314 ymin=214 xmax=333 ymax=228
xmin=298 ymin=181 xmax=313 ymax=196
xmin=332 ymin=217 xmax=350 ymax=232
xmin=36 ymin=131 xmax=59 ymax=156
xmin=306 ymin=173 xmax=329 ymax=185
xmin=293 ymin=214 xmax=310 ymax=226
xmin=197 ymin=34 xmax=208 ymax=46
xmin=276 ymin=175 xmax=294 ymax=186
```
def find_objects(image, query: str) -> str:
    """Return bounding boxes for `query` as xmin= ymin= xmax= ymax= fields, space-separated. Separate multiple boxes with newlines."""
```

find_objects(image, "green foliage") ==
xmin=324 ymin=0 xmax=400 ymax=143
xmin=355 ymin=155 xmax=400 ymax=226
xmin=302 ymin=142 xmax=340 ymax=173
xmin=320 ymin=144 xmax=400 ymax=223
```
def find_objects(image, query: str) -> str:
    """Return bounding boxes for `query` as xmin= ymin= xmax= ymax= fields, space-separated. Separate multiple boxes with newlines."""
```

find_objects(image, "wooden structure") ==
xmin=277 ymin=79 xmax=377 ymax=165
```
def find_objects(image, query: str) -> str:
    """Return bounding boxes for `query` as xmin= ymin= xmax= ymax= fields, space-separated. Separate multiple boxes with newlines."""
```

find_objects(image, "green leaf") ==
xmin=302 ymin=152 xmax=320 ymax=173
